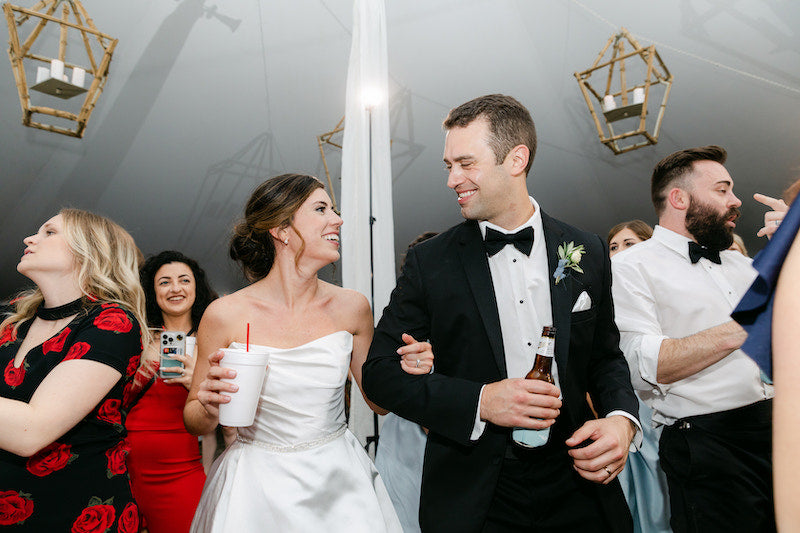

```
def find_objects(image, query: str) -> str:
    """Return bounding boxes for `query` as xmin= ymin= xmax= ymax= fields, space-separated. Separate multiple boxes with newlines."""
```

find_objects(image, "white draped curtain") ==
xmin=341 ymin=0 xmax=394 ymax=456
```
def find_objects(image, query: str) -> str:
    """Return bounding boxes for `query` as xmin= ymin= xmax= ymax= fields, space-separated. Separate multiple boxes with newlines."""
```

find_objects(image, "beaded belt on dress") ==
xmin=235 ymin=425 xmax=347 ymax=453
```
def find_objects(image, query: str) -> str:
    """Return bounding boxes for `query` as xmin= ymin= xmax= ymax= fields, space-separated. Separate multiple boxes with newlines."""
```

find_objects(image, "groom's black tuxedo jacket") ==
xmin=363 ymin=212 xmax=638 ymax=533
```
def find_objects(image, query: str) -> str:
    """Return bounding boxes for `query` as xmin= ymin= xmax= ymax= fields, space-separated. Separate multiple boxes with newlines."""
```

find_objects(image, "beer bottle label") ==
xmin=536 ymin=336 xmax=554 ymax=358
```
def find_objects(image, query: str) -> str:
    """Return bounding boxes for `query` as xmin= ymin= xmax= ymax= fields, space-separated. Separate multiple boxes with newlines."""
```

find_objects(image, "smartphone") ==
xmin=159 ymin=331 xmax=186 ymax=379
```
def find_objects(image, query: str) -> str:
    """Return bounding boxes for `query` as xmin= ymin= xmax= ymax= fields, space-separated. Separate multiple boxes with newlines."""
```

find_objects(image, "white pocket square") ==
xmin=571 ymin=291 xmax=592 ymax=312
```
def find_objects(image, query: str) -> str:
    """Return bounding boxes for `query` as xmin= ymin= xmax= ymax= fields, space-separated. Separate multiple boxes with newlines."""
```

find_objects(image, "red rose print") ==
xmin=0 ymin=324 xmax=16 ymax=346
xmin=3 ymin=359 xmax=25 ymax=388
xmin=97 ymin=399 xmax=122 ymax=425
xmin=64 ymin=342 xmax=91 ymax=361
xmin=42 ymin=327 xmax=71 ymax=354
xmin=125 ymin=354 xmax=140 ymax=377
xmin=117 ymin=502 xmax=138 ymax=533
xmin=0 ymin=490 xmax=34 ymax=525
xmin=94 ymin=308 xmax=132 ymax=333
xmin=105 ymin=440 xmax=129 ymax=477
xmin=26 ymin=441 xmax=74 ymax=477
xmin=121 ymin=380 xmax=135 ymax=410
xmin=71 ymin=504 xmax=115 ymax=533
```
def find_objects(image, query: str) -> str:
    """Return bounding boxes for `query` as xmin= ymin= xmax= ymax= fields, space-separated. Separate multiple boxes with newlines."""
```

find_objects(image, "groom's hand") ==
xmin=566 ymin=415 xmax=635 ymax=484
xmin=479 ymin=379 xmax=561 ymax=429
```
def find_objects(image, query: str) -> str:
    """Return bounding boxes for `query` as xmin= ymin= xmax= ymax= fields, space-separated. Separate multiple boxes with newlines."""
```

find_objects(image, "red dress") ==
xmin=126 ymin=370 xmax=205 ymax=533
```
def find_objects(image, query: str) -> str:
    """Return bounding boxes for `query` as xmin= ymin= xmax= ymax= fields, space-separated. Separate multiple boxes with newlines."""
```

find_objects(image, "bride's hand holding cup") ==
xmin=197 ymin=349 xmax=239 ymax=419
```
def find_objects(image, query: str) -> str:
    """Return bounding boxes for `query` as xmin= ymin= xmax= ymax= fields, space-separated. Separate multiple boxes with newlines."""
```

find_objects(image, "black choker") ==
xmin=36 ymin=297 xmax=85 ymax=321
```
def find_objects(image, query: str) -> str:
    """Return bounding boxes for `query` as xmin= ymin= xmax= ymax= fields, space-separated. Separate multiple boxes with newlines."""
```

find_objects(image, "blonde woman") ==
xmin=0 ymin=209 xmax=146 ymax=531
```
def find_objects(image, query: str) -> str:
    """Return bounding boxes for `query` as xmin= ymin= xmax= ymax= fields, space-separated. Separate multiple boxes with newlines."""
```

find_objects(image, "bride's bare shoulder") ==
xmin=201 ymin=290 xmax=251 ymax=325
xmin=319 ymin=282 xmax=370 ymax=318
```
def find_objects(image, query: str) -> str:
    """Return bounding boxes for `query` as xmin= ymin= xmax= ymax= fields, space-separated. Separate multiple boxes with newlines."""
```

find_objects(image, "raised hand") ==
xmin=754 ymin=193 xmax=788 ymax=239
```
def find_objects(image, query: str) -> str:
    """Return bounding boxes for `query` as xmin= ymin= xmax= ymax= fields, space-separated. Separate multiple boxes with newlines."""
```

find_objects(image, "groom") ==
xmin=363 ymin=95 xmax=640 ymax=532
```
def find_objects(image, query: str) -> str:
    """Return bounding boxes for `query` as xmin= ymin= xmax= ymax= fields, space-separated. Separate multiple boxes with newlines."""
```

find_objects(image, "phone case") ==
xmin=159 ymin=331 xmax=186 ymax=379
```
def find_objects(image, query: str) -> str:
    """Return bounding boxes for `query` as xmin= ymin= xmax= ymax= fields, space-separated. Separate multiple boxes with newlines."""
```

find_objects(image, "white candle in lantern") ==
xmin=633 ymin=87 xmax=645 ymax=104
xmin=50 ymin=59 xmax=64 ymax=81
xmin=602 ymin=95 xmax=616 ymax=111
xmin=71 ymin=67 xmax=86 ymax=87
xmin=36 ymin=66 xmax=50 ymax=83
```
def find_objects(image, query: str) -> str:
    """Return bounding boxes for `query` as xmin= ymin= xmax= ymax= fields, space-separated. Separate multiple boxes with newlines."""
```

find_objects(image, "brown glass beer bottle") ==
xmin=512 ymin=326 xmax=556 ymax=448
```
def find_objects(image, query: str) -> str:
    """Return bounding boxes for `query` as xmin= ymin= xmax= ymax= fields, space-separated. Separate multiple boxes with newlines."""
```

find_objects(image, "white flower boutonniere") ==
xmin=553 ymin=241 xmax=585 ymax=284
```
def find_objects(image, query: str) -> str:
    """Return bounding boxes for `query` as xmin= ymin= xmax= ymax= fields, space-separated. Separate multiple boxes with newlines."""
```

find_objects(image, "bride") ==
xmin=184 ymin=174 xmax=430 ymax=532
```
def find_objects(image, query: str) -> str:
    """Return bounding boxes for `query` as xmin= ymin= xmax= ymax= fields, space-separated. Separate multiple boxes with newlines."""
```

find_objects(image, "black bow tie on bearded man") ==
xmin=483 ymin=226 xmax=534 ymax=257
xmin=688 ymin=241 xmax=721 ymax=265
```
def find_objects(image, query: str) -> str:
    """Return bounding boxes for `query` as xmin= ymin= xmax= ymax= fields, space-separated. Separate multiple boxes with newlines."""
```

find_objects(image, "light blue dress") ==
xmin=374 ymin=413 xmax=427 ymax=533
xmin=618 ymin=399 xmax=672 ymax=533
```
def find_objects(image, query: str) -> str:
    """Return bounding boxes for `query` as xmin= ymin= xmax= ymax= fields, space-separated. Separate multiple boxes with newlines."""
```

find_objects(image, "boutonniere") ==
xmin=554 ymin=241 xmax=585 ymax=284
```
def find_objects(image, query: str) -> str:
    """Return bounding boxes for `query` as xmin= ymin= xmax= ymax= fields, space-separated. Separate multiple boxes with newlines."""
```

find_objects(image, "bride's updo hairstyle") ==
xmin=230 ymin=173 xmax=324 ymax=281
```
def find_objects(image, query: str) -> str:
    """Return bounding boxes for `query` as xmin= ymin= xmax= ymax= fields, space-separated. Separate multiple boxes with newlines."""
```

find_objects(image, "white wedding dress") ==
xmin=191 ymin=331 xmax=401 ymax=532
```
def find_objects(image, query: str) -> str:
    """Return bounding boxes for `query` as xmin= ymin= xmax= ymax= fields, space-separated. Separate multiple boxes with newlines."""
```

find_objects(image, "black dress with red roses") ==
xmin=0 ymin=303 xmax=142 ymax=532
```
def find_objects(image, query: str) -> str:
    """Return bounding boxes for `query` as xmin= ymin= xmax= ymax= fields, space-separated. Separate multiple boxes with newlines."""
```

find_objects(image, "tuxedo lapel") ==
xmin=456 ymin=222 xmax=507 ymax=378
xmin=542 ymin=212 xmax=572 ymax=381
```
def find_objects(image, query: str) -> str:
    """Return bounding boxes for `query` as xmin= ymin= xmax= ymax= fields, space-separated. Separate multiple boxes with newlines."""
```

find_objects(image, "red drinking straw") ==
xmin=246 ymin=323 xmax=250 ymax=352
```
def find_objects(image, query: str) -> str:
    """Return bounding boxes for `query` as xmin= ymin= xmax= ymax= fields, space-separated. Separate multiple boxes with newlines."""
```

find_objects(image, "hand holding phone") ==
xmin=160 ymin=331 xmax=186 ymax=379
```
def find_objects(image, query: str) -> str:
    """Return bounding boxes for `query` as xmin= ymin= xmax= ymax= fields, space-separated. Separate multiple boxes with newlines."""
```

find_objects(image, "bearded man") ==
xmin=611 ymin=145 xmax=775 ymax=533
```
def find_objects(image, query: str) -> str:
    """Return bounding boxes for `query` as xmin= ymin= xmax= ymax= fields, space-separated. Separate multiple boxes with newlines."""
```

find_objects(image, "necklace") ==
xmin=35 ymin=297 xmax=85 ymax=321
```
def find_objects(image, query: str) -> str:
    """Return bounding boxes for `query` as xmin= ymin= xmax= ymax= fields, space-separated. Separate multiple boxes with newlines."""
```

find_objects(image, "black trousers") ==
xmin=659 ymin=400 xmax=775 ymax=533
xmin=481 ymin=421 xmax=622 ymax=533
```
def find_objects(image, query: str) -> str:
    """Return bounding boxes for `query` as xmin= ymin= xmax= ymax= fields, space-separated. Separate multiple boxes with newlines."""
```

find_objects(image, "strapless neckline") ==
xmin=229 ymin=330 xmax=351 ymax=352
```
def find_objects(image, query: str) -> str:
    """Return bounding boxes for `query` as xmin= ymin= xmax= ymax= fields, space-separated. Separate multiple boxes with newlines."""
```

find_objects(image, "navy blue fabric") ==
xmin=732 ymin=198 xmax=800 ymax=380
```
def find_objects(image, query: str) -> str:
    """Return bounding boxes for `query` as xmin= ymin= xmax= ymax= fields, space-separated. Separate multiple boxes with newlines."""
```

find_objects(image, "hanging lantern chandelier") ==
xmin=3 ymin=0 xmax=118 ymax=138
xmin=574 ymin=28 xmax=673 ymax=155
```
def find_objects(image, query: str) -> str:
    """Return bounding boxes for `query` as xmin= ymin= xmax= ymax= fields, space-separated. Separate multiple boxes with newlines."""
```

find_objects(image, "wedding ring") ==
xmin=775 ymin=220 xmax=780 ymax=227
xmin=604 ymin=466 xmax=612 ymax=475
xmin=415 ymin=359 xmax=421 ymax=368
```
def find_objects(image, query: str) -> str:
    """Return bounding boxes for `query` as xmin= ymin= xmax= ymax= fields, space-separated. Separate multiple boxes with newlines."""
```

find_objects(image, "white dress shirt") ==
xmin=611 ymin=225 xmax=772 ymax=426
xmin=471 ymin=199 xmax=640 ymax=444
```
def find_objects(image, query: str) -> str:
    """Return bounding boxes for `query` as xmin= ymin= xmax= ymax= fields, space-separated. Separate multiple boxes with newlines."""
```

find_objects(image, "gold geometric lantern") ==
xmin=574 ymin=28 xmax=673 ymax=155
xmin=3 ymin=0 xmax=117 ymax=138
xmin=317 ymin=115 xmax=345 ymax=213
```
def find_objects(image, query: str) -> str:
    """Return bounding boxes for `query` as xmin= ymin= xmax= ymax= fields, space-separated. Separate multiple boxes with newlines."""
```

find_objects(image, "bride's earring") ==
xmin=283 ymin=237 xmax=289 ymax=245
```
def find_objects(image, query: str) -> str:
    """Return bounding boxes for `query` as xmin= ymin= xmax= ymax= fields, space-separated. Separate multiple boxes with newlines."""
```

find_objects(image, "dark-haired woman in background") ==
xmin=608 ymin=220 xmax=671 ymax=533
xmin=126 ymin=251 xmax=217 ymax=533
xmin=184 ymin=174 xmax=429 ymax=532
xmin=0 ymin=209 xmax=145 ymax=531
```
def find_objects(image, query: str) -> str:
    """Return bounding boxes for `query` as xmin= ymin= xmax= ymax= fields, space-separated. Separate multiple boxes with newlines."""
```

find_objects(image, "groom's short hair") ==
xmin=443 ymin=94 xmax=537 ymax=176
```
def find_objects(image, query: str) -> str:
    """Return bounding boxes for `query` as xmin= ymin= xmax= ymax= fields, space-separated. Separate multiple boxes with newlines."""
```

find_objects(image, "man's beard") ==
xmin=685 ymin=196 xmax=739 ymax=252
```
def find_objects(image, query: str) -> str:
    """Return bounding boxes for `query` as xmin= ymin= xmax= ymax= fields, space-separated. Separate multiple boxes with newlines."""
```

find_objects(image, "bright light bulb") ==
xmin=362 ymin=86 xmax=384 ymax=108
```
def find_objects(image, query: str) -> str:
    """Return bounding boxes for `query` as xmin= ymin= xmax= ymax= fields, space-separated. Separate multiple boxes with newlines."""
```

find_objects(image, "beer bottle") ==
xmin=512 ymin=326 xmax=556 ymax=448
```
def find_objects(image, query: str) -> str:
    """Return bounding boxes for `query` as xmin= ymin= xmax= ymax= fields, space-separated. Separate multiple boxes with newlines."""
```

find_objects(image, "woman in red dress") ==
xmin=0 ymin=209 xmax=146 ymax=531
xmin=126 ymin=251 xmax=217 ymax=533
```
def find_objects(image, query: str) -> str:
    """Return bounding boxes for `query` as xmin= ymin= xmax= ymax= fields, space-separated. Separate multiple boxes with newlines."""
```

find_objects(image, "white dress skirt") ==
xmin=191 ymin=332 xmax=402 ymax=533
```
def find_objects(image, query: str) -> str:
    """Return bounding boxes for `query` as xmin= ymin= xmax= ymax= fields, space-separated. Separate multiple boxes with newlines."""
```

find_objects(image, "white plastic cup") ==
xmin=185 ymin=336 xmax=197 ymax=358
xmin=218 ymin=348 xmax=270 ymax=427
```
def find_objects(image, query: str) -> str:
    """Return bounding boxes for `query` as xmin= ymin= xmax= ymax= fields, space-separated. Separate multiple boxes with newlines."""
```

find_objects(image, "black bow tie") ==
xmin=688 ymin=241 xmax=721 ymax=265
xmin=483 ymin=226 xmax=534 ymax=257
